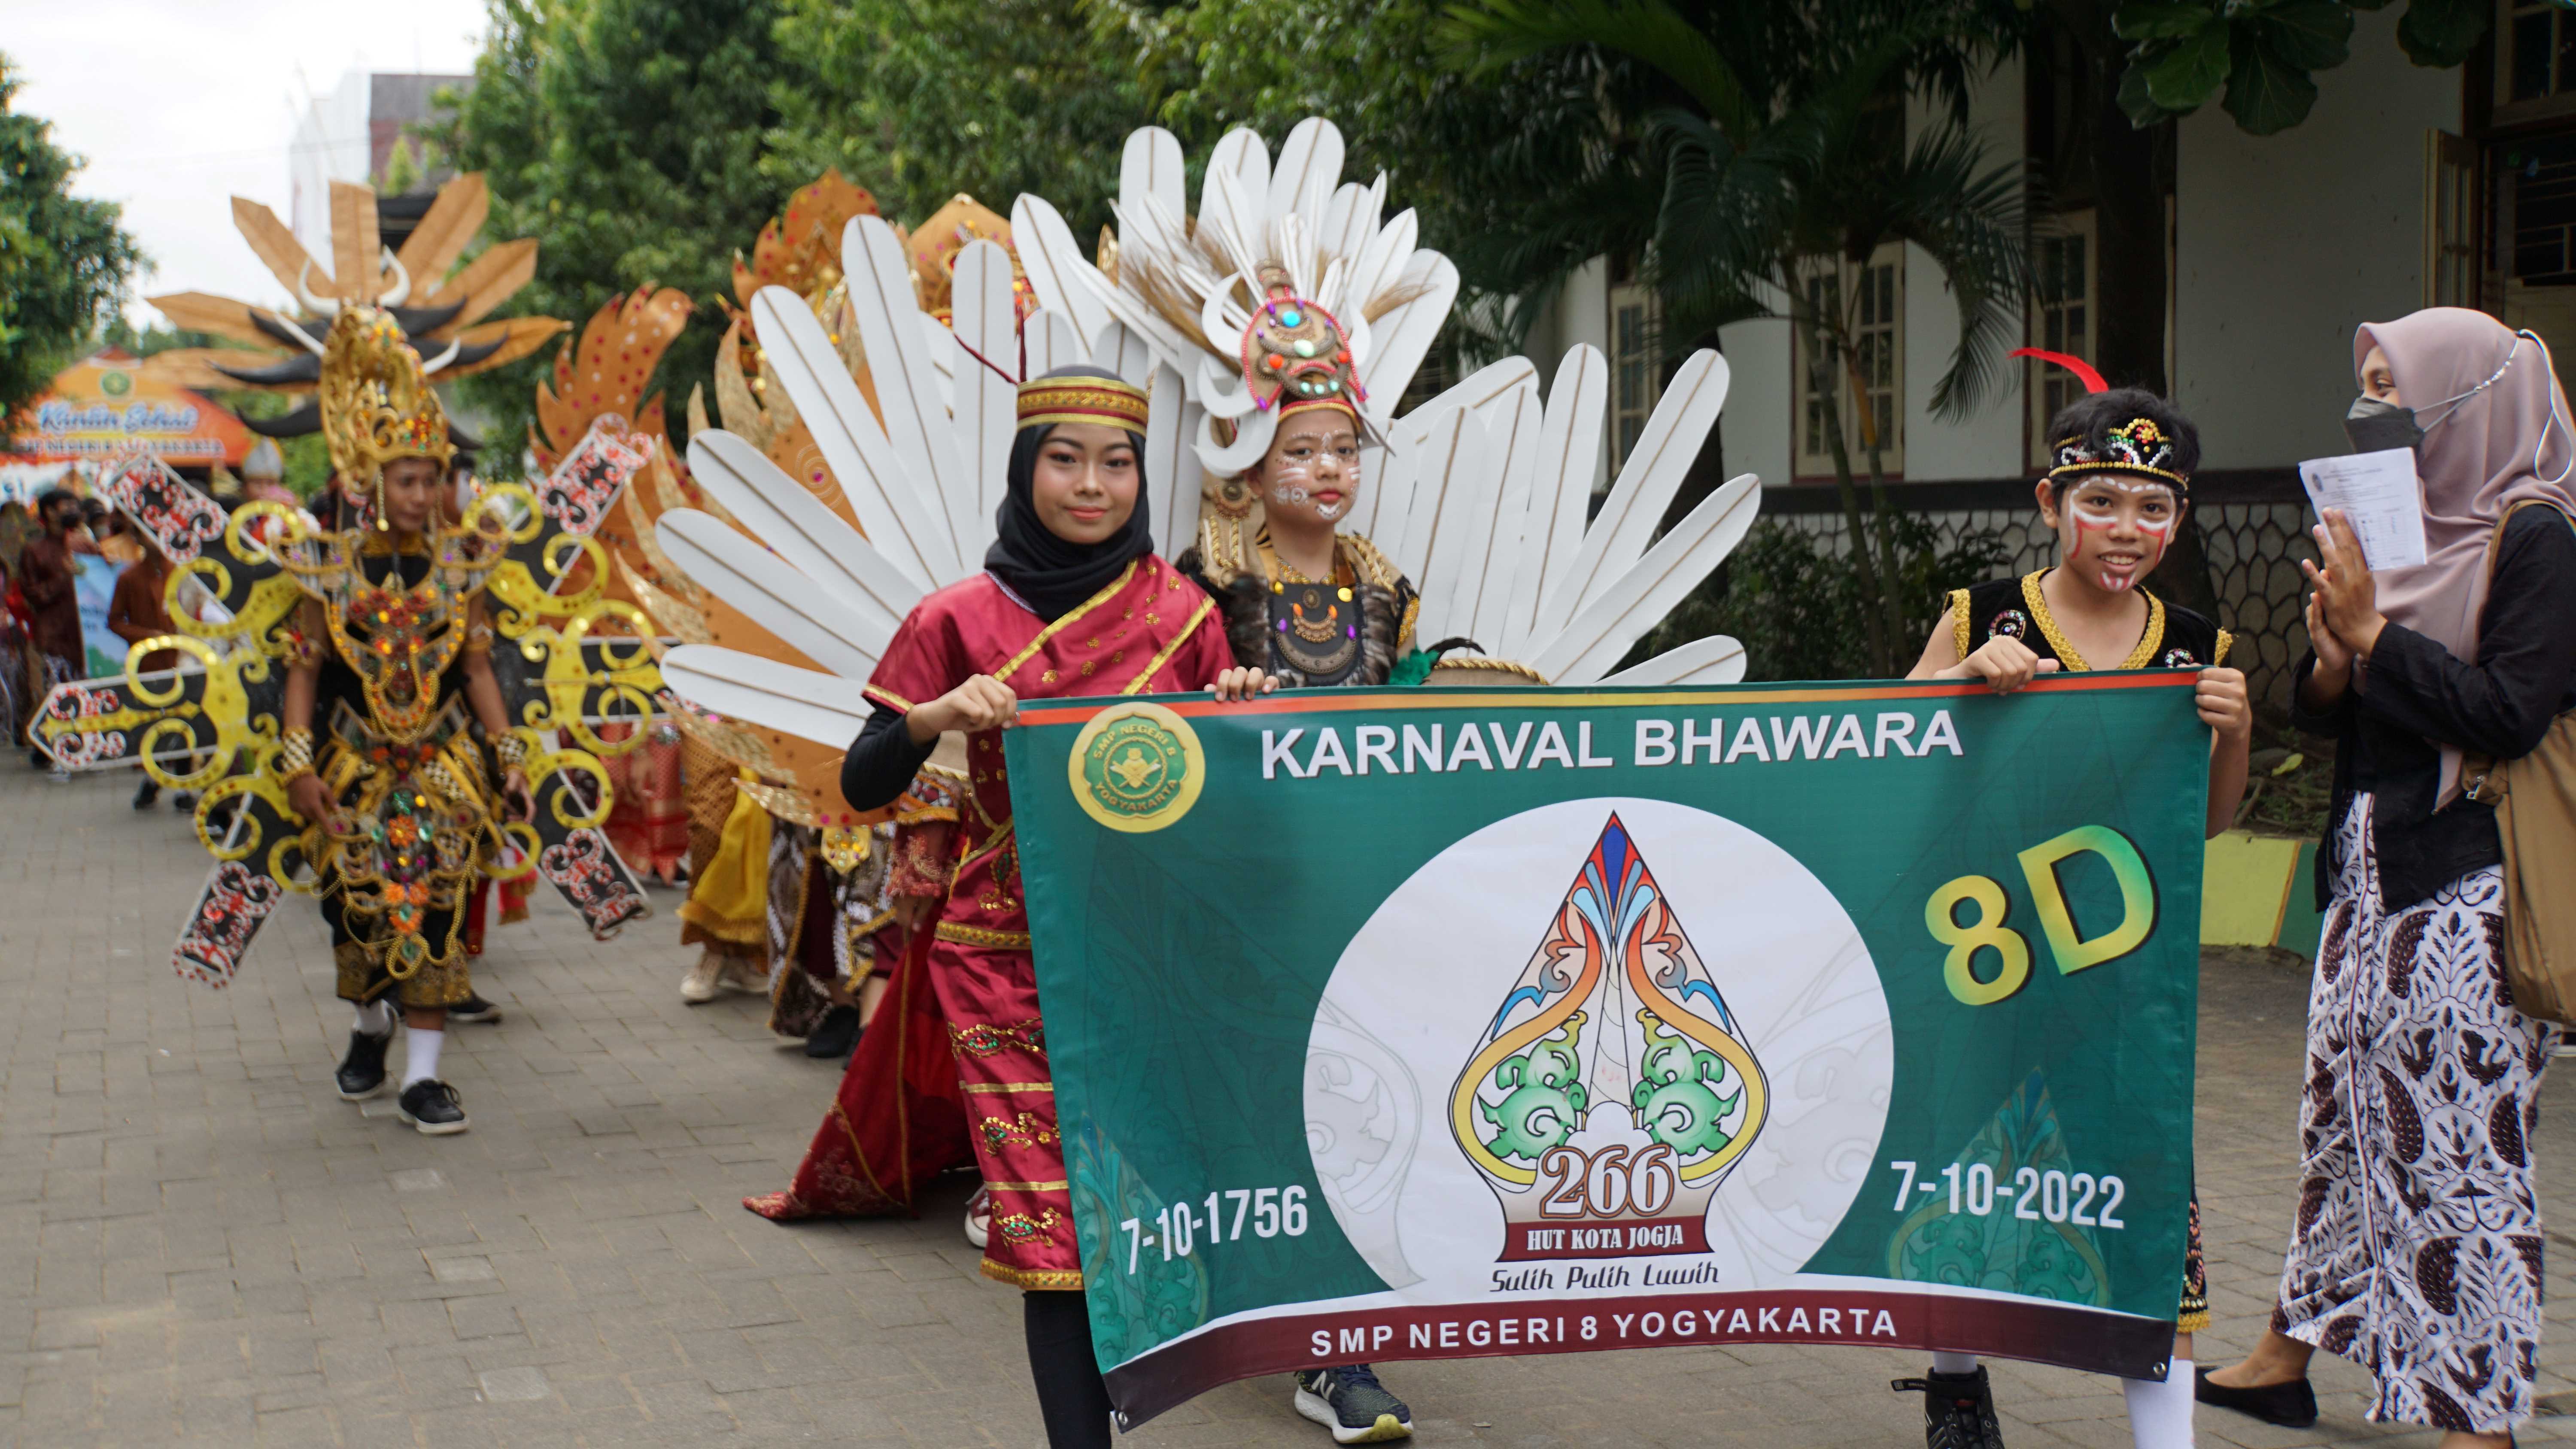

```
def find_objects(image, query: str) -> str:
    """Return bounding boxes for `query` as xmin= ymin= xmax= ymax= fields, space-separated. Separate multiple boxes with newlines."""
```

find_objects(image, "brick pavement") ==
xmin=6 ymin=758 xmax=2576 ymax=1446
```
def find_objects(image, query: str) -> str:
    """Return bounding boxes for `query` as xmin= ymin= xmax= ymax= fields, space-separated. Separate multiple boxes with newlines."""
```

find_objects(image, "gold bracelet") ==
xmin=490 ymin=733 xmax=528 ymax=770
xmin=278 ymin=728 xmax=316 ymax=781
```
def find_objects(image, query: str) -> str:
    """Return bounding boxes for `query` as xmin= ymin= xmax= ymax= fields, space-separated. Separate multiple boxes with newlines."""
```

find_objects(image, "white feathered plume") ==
xmin=657 ymin=121 xmax=1761 ymax=753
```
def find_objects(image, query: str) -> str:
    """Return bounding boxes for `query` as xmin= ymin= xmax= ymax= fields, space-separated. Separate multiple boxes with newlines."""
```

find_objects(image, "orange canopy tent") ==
xmin=6 ymin=349 xmax=255 ymax=467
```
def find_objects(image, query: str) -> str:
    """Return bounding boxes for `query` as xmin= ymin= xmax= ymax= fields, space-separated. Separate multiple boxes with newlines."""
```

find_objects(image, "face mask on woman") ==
xmin=2345 ymin=395 xmax=2424 ymax=455
xmin=2345 ymin=331 xmax=2574 ymax=483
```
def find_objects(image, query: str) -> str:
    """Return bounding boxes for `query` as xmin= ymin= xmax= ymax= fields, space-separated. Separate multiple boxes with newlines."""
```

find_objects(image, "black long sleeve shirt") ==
xmin=2292 ymin=504 xmax=2576 ymax=911
xmin=840 ymin=704 xmax=935 ymax=813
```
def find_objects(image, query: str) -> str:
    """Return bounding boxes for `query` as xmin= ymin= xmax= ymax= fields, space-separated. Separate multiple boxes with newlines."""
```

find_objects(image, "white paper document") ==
xmin=2297 ymin=447 xmax=2428 ymax=569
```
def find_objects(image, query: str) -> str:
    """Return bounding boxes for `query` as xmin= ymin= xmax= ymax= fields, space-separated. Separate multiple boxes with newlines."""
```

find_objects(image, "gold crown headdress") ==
xmin=319 ymin=307 xmax=453 ymax=528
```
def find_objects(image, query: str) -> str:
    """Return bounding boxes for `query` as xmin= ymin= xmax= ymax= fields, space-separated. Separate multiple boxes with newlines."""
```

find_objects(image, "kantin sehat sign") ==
xmin=6 ymin=350 xmax=255 ymax=466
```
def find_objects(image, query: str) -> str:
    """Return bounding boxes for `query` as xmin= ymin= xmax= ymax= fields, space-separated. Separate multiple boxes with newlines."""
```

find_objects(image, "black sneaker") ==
xmin=2194 ymin=1367 xmax=2317 ymax=1428
xmin=1292 ymin=1365 xmax=1411 ymax=1444
xmin=804 ymin=1004 xmax=862 ymax=1059
xmin=447 ymin=994 xmax=502 ymax=1025
xmin=397 ymin=1079 xmax=471 ymax=1135
xmin=171 ymin=790 xmax=197 ymax=812
xmin=1894 ymin=1366 xmax=2005 ymax=1449
xmin=335 ymin=1029 xmax=393 ymax=1100
xmin=132 ymin=778 xmax=160 ymax=810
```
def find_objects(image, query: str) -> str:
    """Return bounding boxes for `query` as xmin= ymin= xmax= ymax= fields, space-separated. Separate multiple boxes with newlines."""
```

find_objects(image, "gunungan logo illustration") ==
xmin=1450 ymin=814 xmax=1768 ymax=1260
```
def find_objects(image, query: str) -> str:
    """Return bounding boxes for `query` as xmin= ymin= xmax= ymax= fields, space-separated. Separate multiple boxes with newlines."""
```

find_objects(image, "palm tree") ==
xmin=1441 ymin=0 xmax=2031 ymax=676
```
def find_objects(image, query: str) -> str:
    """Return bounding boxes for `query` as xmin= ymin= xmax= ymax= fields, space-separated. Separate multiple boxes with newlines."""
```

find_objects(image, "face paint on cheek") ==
xmin=1269 ymin=454 xmax=1322 ymax=512
xmin=1320 ymin=454 xmax=1359 ymax=520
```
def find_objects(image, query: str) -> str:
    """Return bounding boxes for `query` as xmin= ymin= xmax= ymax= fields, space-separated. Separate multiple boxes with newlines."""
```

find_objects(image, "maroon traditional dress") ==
xmin=744 ymin=816 xmax=971 ymax=1222
xmin=860 ymin=555 xmax=1232 ymax=1288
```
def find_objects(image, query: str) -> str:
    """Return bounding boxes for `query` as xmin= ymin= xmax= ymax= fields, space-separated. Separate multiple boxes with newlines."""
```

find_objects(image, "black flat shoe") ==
xmin=336 ymin=1028 xmax=392 ymax=1100
xmin=2193 ymin=1367 xmax=2317 ymax=1428
xmin=1894 ymin=1366 xmax=2005 ymax=1449
xmin=804 ymin=1004 xmax=862 ymax=1059
xmin=397 ymin=1079 xmax=471 ymax=1135
xmin=447 ymin=993 xmax=502 ymax=1025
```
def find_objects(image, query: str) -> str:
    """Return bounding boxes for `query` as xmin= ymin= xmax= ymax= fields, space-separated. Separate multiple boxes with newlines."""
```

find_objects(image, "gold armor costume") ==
xmin=36 ymin=308 xmax=661 ymax=993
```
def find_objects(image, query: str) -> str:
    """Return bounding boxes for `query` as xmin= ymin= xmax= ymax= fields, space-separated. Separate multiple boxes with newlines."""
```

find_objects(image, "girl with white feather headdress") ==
xmin=1175 ymin=261 xmax=1432 ymax=692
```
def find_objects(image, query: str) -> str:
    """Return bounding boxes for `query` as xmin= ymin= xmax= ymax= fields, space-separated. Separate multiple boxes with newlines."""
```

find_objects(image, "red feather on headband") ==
xmin=2011 ymin=347 xmax=2108 ymax=394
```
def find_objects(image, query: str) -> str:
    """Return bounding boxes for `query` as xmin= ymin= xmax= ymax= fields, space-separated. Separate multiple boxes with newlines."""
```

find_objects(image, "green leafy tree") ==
xmin=2110 ymin=0 xmax=2497 ymax=134
xmin=0 ymin=55 xmax=143 ymax=427
xmin=430 ymin=0 xmax=795 ymax=473
xmin=765 ymin=0 xmax=1146 ymax=236
xmin=2025 ymin=0 xmax=2506 ymax=617
xmin=1444 ymin=0 xmax=2032 ymax=675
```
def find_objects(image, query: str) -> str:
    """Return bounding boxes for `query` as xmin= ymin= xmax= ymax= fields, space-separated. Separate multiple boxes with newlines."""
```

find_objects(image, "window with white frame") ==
xmin=2027 ymin=211 xmax=2096 ymax=467
xmin=2428 ymin=130 xmax=2477 ymax=308
xmin=1608 ymin=282 xmax=1661 ymax=476
xmin=1793 ymin=244 xmax=1905 ymax=479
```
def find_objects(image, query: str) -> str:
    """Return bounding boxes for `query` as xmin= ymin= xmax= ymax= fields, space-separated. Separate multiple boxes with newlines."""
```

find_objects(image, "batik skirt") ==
xmin=2273 ymin=793 xmax=2552 ymax=1432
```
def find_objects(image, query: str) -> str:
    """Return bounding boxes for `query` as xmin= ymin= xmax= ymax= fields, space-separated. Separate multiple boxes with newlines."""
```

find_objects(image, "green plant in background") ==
xmin=0 ymin=55 xmax=142 ymax=427
xmin=2236 ymin=735 xmax=2335 ymax=838
xmin=1440 ymin=1 xmax=2032 ymax=677
xmin=374 ymin=135 xmax=447 ymax=197
xmin=2108 ymin=0 xmax=2500 ymax=134
xmin=1626 ymin=515 xmax=2011 ymax=683
xmin=431 ymin=0 xmax=796 ymax=476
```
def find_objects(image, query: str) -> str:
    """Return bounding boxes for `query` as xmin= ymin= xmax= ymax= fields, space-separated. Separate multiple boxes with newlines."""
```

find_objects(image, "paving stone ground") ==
xmin=9 ymin=758 xmax=2576 ymax=1446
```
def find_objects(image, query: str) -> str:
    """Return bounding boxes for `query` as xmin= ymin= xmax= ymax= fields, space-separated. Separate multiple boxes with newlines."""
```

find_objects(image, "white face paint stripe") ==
xmin=1264 ymin=446 xmax=1361 ymax=522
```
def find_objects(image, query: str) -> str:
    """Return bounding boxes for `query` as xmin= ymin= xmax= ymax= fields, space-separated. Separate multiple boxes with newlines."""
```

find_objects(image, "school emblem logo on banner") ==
xmin=1068 ymin=702 xmax=1205 ymax=834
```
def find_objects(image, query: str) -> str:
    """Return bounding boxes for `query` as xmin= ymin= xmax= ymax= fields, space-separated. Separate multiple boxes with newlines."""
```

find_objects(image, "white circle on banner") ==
xmin=1304 ymin=797 xmax=1892 ymax=1298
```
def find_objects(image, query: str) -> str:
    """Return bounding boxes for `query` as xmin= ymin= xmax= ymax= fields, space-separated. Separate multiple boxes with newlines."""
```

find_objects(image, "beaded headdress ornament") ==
xmin=2014 ymin=346 xmax=2190 ymax=494
xmin=1239 ymin=264 xmax=1368 ymax=430
xmin=318 ymin=307 xmax=454 ymax=528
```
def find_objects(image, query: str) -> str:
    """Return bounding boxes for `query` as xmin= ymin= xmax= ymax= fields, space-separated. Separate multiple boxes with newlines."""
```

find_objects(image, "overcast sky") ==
xmin=10 ymin=0 xmax=488 ymax=325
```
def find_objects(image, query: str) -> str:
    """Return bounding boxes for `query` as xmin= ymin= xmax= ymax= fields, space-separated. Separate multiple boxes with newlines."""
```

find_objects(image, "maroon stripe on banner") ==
xmin=1102 ymin=1289 xmax=2175 ymax=1430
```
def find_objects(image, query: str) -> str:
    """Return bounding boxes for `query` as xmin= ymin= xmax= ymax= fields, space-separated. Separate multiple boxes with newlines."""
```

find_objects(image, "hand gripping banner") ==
xmin=1004 ymin=673 xmax=2207 ymax=1429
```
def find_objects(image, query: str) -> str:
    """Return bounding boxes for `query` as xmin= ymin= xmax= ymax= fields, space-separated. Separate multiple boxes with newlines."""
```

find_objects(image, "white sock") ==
xmin=401 ymin=1026 xmax=443 ymax=1088
xmin=1931 ymin=1352 xmax=1980 ymax=1376
xmin=2123 ymin=1359 xmax=2195 ymax=1449
xmin=352 ymin=1000 xmax=395 ymax=1037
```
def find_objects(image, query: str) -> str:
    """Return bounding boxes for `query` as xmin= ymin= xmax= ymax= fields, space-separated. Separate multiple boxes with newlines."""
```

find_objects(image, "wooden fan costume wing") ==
xmin=1009 ymin=120 xmax=1759 ymax=688
xmin=657 ymin=209 xmax=1195 ymax=751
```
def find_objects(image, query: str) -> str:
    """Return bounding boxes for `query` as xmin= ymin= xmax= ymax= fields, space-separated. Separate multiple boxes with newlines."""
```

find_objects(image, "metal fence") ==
xmin=1759 ymin=472 xmax=2318 ymax=715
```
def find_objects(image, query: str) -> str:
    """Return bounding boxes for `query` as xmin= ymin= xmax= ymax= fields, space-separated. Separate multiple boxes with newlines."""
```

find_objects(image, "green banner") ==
xmin=1005 ymin=673 xmax=2205 ymax=1428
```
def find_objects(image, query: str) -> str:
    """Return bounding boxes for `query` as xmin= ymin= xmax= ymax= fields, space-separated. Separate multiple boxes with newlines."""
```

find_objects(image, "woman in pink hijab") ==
xmin=2199 ymin=308 xmax=2576 ymax=1446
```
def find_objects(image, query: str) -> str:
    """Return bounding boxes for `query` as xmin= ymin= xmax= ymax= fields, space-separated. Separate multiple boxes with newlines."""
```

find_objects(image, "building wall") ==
xmin=290 ymin=72 xmax=476 ymax=262
xmin=290 ymin=72 xmax=374 ymax=262
xmin=366 ymin=74 xmax=471 ymax=185
xmin=1465 ymin=21 xmax=2464 ymax=489
xmin=1903 ymin=55 xmax=2029 ymax=482
xmin=1717 ymin=315 xmax=1793 ymax=489
xmin=1524 ymin=258 xmax=1615 ymax=488
xmin=2174 ymin=8 xmax=2462 ymax=469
